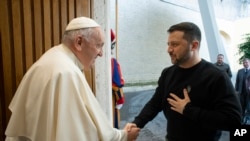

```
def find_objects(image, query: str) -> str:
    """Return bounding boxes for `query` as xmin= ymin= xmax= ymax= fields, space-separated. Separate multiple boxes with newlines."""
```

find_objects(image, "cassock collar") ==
xmin=61 ymin=44 xmax=84 ymax=72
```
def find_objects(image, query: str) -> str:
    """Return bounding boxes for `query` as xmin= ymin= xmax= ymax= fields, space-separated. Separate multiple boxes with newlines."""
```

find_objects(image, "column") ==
xmin=93 ymin=0 xmax=113 ymax=124
xmin=198 ymin=0 xmax=228 ymax=63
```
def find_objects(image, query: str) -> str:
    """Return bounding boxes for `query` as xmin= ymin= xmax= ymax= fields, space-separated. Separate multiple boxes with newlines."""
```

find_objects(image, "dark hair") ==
xmin=217 ymin=54 xmax=224 ymax=57
xmin=243 ymin=58 xmax=250 ymax=62
xmin=167 ymin=22 xmax=201 ymax=43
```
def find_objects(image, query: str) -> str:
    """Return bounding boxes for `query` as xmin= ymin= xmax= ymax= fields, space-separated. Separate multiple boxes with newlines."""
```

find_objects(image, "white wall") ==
xmin=109 ymin=0 xmax=250 ymax=86
xmin=110 ymin=0 xmax=209 ymax=85
xmin=92 ymin=0 xmax=250 ymax=125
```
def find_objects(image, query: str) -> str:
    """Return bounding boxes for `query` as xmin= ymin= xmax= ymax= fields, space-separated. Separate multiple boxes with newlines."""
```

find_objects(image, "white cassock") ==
xmin=5 ymin=44 xmax=127 ymax=141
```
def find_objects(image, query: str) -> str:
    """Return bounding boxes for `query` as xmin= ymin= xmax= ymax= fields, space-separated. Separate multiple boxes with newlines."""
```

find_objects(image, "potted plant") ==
xmin=238 ymin=33 xmax=250 ymax=63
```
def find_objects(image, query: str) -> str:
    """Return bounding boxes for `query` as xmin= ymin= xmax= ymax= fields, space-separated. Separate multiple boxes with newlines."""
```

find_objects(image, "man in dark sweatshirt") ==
xmin=132 ymin=22 xmax=242 ymax=141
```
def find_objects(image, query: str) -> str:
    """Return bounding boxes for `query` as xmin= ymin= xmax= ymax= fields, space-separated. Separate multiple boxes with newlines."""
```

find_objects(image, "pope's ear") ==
xmin=74 ymin=36 xmax=83 ymax=51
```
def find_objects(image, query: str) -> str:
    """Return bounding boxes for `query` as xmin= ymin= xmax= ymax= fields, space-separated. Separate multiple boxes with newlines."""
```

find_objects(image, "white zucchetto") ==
xmin=65 ymin=17 xmax=100 ymax=31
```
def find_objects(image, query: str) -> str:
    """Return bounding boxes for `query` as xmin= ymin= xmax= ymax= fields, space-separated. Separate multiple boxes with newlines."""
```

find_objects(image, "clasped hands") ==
xmin=122 ymin=88 xmax=190 ymax=141
xmin=167 ymin=88 xmax=191 ymax=114
xmin=123 ymin=123 xmax=140 ymax=141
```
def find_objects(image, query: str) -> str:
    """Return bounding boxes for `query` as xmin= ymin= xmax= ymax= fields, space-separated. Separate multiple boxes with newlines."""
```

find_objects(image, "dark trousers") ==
xmin=239 ymin=92 xmax=250 ymax=124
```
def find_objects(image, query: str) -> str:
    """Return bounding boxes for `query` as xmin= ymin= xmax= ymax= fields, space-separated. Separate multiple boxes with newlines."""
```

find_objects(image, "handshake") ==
xmin=123 ymin=123 xmax=141 ymax=141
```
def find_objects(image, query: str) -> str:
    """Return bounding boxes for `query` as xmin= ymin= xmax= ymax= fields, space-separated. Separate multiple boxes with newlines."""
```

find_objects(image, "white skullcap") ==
xmin=65 ymin=17 xmax=100 ymax=31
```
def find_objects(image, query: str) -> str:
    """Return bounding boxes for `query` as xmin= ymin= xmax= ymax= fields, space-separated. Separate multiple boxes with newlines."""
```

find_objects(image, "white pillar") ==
xmin=198 ymin=0 xmax=228 ymax=63
xmin=93 ymin=0 xmax=113 ymax=124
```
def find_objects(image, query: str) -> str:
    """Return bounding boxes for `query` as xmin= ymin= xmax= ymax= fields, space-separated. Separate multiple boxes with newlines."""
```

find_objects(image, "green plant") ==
xmin=238 ymin=33 xmax=250 ymax=63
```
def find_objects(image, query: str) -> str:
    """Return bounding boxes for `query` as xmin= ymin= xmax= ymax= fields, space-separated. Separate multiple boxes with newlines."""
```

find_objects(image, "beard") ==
xmin=169 ymin=49 xmax=190 ymax=65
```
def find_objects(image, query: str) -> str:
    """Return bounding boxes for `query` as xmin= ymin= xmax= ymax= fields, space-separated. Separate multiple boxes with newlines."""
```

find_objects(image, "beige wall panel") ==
xmin=1 ymin=0 xmax=14 ymax=140
xmin=61 ymin=0 xmax=68 ymax=34
xmin=12 ymin=0 xmax=24 ymax=88
xmin=52 ymin=0 xmax=60 ymax=45
xmin=44 ymin=0 xmax=52 ymax=51
xmin=34 ymin=0 xmax=44 ymax=60
xmin=23 ymin=0 xmax=34 ymax=70
xmin=68 ymin=0 xmax=75 ymax=21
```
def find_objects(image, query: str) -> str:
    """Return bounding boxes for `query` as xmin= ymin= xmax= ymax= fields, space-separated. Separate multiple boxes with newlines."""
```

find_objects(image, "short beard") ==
xmin=172 ymin=52 xmax=190 ymax=66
